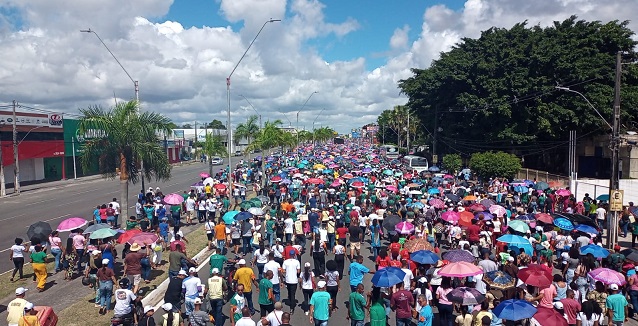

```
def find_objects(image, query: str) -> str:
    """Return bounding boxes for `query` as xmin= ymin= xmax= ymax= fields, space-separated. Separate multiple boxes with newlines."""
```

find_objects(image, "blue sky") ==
xmin=160 ymin=0 xmax=466 ymax=70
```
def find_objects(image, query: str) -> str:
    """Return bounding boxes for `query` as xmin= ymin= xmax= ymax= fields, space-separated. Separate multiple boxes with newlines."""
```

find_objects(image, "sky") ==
xmin=0 ymin=0 xmax=636 ymax=134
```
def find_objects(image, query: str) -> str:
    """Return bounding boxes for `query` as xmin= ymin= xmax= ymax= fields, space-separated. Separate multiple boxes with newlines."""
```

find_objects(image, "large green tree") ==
xmin=235 ymin=115 xmax=260 ymax=158
xmin=398 ymin=16 xmax=638 ymax=172
xmin=78 ymin=100 xmax=173 ymax=218
xmin=469 ymin=151 xmax=522 ymax=180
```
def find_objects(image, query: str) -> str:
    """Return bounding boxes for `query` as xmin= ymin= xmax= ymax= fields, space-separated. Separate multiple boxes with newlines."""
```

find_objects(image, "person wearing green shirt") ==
xmin=230 ymin=284 xmax=246 ymax=322
xmin=222 ymin=197 xmax=231 ymax=212
xmin=309 ymin=280 xmax=332 ymax=325
xmin=606 ymin=283 xmax=628 ymax=324
xmin=31 ymin=245 xmax=48 ymax=291
xmin=209 ymin=248 xmax=228 ymax=276
xmin=348 ymin=284 xmax=367 ymax=326
xmin=126 ymin=217 xmax=138 ymax=230
xmin=266 ymin=219 xmax=276 ymax=246
xmin=258 ymin=270 xmax=275 ymax=317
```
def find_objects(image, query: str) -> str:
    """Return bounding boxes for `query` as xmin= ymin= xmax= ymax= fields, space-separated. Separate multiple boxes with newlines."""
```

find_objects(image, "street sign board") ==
xmin=610 ymin=189 xmax=624 ymax=211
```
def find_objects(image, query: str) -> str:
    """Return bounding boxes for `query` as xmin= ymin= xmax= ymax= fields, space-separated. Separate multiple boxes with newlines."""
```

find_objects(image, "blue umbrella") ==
xmin=513 ymin=185 xmax=528 ymax=193
xmin=432 ymin=177 xmax=444 ymax=182
xmin=409 ymin=202 xmax=425 ymax=209
xmin=428 ymin=166 xmax=440 ymax=172
xmin=553 ymin=217 xmax=574 ymax=231
xmin=322 ymin=169 xmax=333 ymax=174
xmin=523 ymin=180 xmax=535 ymax=187
xmin=496 ymin=234 xmax=534 ymax=256
xmin=410 ymin=250 xmax=440 ymax=265
xmin=516 ymin=214 xmax=535 ymax=223
xmin=534 ymin=182 xmax=549 ymax=190
xmin=493 ymin=299 xmax=537 ymax=321
xmin=235 ymin=211 xmax=252 ymax=221
xmin=427 ymin=188 xmax=440 ymax=195
xmin=580 ymin=244 xmax=609 ymax=258
xmin=223 ymin=211 xmax=240 ymax=224
xmin=371 ymin=267 xmax=406 ymax=287
xmin=596 ymin=194 xmax=609 ymax=201
xmin=575 ymin=224 xmax=599 ymax=234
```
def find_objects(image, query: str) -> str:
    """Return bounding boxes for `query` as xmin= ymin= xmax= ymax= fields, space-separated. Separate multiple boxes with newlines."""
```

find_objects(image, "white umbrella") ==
xmin=202 ymin=177 xmax=215 ymax=186
xmin=248 ymin=207 xmax=264 ymax=216
xmin=409 ymin=190 xmax=423 ymax=195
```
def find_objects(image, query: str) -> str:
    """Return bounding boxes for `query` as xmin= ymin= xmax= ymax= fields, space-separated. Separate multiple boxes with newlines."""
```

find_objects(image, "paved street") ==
xmin=0 ymin=158 xmax=242 ymax=274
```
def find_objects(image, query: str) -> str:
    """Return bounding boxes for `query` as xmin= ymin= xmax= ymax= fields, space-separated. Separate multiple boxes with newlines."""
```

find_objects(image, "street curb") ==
xmin=141 ymin=244 xmax=214 ymax=309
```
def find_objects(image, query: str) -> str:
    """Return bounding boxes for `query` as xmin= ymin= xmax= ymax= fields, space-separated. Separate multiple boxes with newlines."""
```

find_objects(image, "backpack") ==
xmin=609 ymin=253 xmax=624 ymax=271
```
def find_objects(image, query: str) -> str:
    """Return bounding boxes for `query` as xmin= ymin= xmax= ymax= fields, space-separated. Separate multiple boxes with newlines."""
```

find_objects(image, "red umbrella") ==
xmin=127 ymin=232 xmax=160 ymax=246
xmin=118 ymin=229 xmax=142 ymax=244
xmin=459 ymin=211 xmax=474 ymax=227
xmin=429 ymin=198 xmax=445 ymax=209
xmin=535 ymin=213 xmax=553 ymax=224
xmin=351 ymin=181 xmax=365 ymax=188
xmin=518 ymin=264 xmax=553 ymax=288
xmin=213 ymin=183 xmax=227 ymax=190
xmin=341 ymin=173 xmax=354 ymax=179
xmin=468 ymin=203 xmax=486 ymax=212
xmin=270 ymin=176 xmax=282 ymax=183
xmin=305 ymin=178 xmax=325 ymax=185
xmin=532 ymin=307 xmax=568 ymax=326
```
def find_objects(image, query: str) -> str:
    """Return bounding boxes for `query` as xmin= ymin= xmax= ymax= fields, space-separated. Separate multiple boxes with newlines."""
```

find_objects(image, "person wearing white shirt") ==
xmin=283 ymin=217 xmax=294 ymax=243
xmin=109 ymin=198 xmax=121 ymax=227
xmin=266 ymin=302 xmax=285 ymax=326
xmin=235 ymin=307 xmax=257 ymax=326
xmin=401 ymin=260 xmax=414 ymax=290
xmin=282 ymin=253 xmax=300 ymax=314
xmin=595 ymin=206 xmax=606 ymax=230
xmin=185 ymin=196 xmax=197 ymax=225
xmin=182 ymin=268 xmax=203 ymax=317
xmin=263 ymin=253 xmax=283 ymax=302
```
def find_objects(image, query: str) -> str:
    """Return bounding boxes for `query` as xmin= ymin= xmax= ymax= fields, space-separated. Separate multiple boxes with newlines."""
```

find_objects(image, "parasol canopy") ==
xmin=27 ymin=222 xmax=52 ymax=241
xmin=446 ymin=287 xmax=485 ymax=306
xmin=493 ymin=299 xmax=537 ymax=321
xmin=371 ymin=267 xmax=406 ymax=287
xmin=483 ymin=270 xmax=516 ymax=290
xmin=89 ymin=228 xmax=119 ymax=240
xmin=438 ymin=261 xmax=483 ymax=277
xmin=588 ymin=267 xmax=626 ymax=286
xmin=57 ymin=217 xmax=88 ymax=232
xmin=518 ymin=264 xmax=552 ymax=288
xmin=442 ymin=250 xmax=475 ymax=263
xmin=163 ymin=193 xmax=184 ymax=205
xmin=403 ymin=237 xmax=435 ymax=253
xmin=410 ymin=250 xmax=439 ymax=265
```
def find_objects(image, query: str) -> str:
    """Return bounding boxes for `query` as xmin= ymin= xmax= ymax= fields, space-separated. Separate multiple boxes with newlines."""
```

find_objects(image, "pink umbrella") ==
xmin=438 ymin=261 xmax=483 ymax=277
xmin=386 ymin=185 xmax=398 ymax=193
xmin=489 ymin=205 xmax=507 ymax=217
xmin=351 ymin=181 xmax=365 ymax=188
xmin=443 ymin=174 xmax=454 ymax=179
xmin=57 ymin=217 xmax=88 ymax=232
xmin=342 ymin=173 xmax=354 ymax=179
xmin=429 ymin=198 xmax=445 ymax=209
xmin=199 ymin=172 xmax=210 ymax=178
xmin=328 ymin=164 xmax=339 ymax=168
xmin=127 ymin=232 xmax=160 ymax=246
xmin=163 ymin=193 xmax=184 ymax=205
xmin=395 ymin=221 xmax=415 ymax=234
xmin=441 ymin=211 xmax=460 ymax=223
xmin=330 ymin=181 xmax=341 ymax=187
xmin=556 ymin=189 xmax=571 ymax=197
xmin=588 ymin=268 xmax=626 ymax=286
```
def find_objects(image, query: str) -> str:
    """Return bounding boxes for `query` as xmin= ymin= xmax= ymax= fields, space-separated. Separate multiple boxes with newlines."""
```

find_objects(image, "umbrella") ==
xmin=438 ymin=261 xmax=483 ymax=277
xmin=89 ymin=228 xmax=119 ymax=240
xmin=556 ymin=189 xmax=571 ymax=197
xmin=445 ymin=193 xmax=460 ymax=202
xmin=623 ymin=249 xmax=638 ymax=262
xmin=249 ymin=198 xmax=263 ymax=207
xmin=513 ymin=185 xmax=528 ymax=193
xmin=383 ymin=214 xmax=402 ymax=233
xmin=496 ymin=234 xmax=534 ymax=256
xmin=408 ymin=202 xmax=425 ymax=209
xmin=235 ymin=211 xmax=252 ymax=221
xmin=588 ymin=267 xmax=626 ymax=286
xmin=128 ymin=232 xmax=159 ymax=245
xmin=468 ymin=204 xmax=486 ymax=212
xmin=409 ymin=190 xmax=423 ymax=195
xmin=535 ymin=213 xmax=553 ymax=224
xmin=82 ymin=223 xmax=111 ymax=234
xmin=213 ymin=183 xmax=227 ymax=190
xmin=223 ymin=211 xmax=240 ymax=224
xmin=553 ymin=217 xmax=574 ymax=231
xmin=305 ymin=178 xmax=325 ymax=185
xmin=459 ymin=211 xmax=474 ymax=227
xmin=57 ymin=217 xmax=88 ymax=232
xmin=202 ymin=177 xmax=215 ymax=185
xmin=446 ymin=287 xmax=485 ymax=306
xmin=493 ymin=299 xmax=537 ymax=321
xmin=199 ymin=172 xmax=210 ymax=178
xmin=516 ymin=214 xmax=535 ymax=223
xmin=518 ymin=264 xmax=552 ymax=288
xmin=508 ymin=220 xmax=530 ymax=233
xmin=270 ymin=176 xmax=282 ymax=183
xmin=441 ymin=211 xmax=460 ymax=223
xmin=27 ymin=222 xmax=52 ymax=241
xmin=428 ymin=166 xmax=440 ymax=172
xmin=248 ymin=207 xmax=264 ymax=216
xmin=383 ymin=169 xmax=393 ymax=176
xmin=479 ymin=199 xmax=495 ymax=209
xmin=575 ymin=224 xmax=599 ymax=234
xmin=580 ymin=244 xmax=609 ymax=258
xmin=163 ymin=193 xmax=185 ymax=205
xmin=118 ymin=229 xmax=142 ymax=244
xmin=256 ymin=195 xmax=269 ymax=204
xmin=489 ymin=205 xmax=507 ymax=217
xmin=407 ymin=183 xmax=420 ymax=188
xmin=403 ymin=237 xmax=435 ymax=253
xmin=442 ymin=250 xmax=475 ymax=263
xmin=443 ymin=174 xmax=454 ymax=179
xmin=428 ymin=198 xmax=445 ymax=209
xmin=534 ymin=182 xmax=549 ymax=190
xmin=596 ymin=194 xmax=610 ymax=201
xmin=371 ymin=267 xmax=406 ymax=287
xmin=410 ymin=250 xmax=440 ymax=265
xmin=532 ymin=307 xmax=568 ymax=326
xmin=483 ymin=271 xmax=516 ymax=290
xmin=385 ymin=185 xmax=398 ymax=193
xmin=475 ymin=212 xmax=494 ymax=220
xmin=313 ymin=164 xmax=326 ymax=170
xmin=395 ymin=221 xmax=415 ymax=235
xmin=427 ymin=188 xmax=440 ymax=195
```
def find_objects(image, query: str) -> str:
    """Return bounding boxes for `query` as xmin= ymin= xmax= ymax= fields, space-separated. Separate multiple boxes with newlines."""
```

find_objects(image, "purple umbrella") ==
xmin=475 ymin=211 xmax=494 ymax=220
xmin=479 ymin=198 xmax=495 ymax=209
xmin=442 ymin=249 xmax=476 ymax=263
xmin=281 ymin=178 xmax=292 ymax=185
xmin=362 ymin=167 xmax=372 ymax=174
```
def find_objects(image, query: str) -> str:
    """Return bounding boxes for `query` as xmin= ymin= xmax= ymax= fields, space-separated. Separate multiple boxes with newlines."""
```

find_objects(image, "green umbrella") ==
xmin=297 ymin=163 xmax=306 ymax=169
xmin=240 ymin=201 xmax=254 ymax=209
xmin=383 ymin=169 xmax=393 ymax=176
xmin=508 ymin=220 xmax=530 ymax=233
xmin=250 ymin=198 xmax=263 ymax=207
xmin=89 ymin=228 xmax=119 ymax=240
xmin=223 ymin=211 xmax=240 ymax=224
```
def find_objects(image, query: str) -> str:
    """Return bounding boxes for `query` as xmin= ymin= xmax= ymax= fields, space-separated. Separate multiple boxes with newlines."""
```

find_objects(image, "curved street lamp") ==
xmin=296 ymin=91 xmax=318 ymax=144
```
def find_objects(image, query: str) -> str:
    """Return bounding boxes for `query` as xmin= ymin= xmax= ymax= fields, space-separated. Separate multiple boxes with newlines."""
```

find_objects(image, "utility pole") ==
xmin=12 ymin=100 xmax=19 ymax=194
xmin=433 ymin=105 xmax=439 ymax=164
xmin=0 ymin=121 xmax=5 ymax=197
xmin=406 ymin=113 xmax=410 ymax=154
xmin=608 ymin=51 xmax=622 ymax=248
xmin=194 ymin=121 xmax=198 ymax=160
xmin=72 ymin=136 xmax=77 ymax=179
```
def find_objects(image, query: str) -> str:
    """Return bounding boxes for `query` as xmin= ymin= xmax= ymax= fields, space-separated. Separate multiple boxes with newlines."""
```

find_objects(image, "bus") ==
xmin=379 ymin=144 xmax=399 ymax=159
xmin=401 ymin=155 xmax=429 ymax=173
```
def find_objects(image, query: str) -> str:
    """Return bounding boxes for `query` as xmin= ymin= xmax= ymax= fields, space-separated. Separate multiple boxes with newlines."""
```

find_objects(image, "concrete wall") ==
xmin=572 ymin=178 xmax=638 ymax=205
xmin=4 ymin=158 xmax=43 ymax=183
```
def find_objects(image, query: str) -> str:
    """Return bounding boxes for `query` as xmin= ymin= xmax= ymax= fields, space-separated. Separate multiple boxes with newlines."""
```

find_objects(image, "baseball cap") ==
xmin=92 ymin=250 xmax=101 ymax=256
xmin=289 ymin=250 xmax=296 ymax=255
xmin=238 ymin=259 xmax=246 ymax=265
xmin=194 ymin=298 xmax=203 ymax=304
xmin=317 ymin=280 xmax=326 ymax=288
xmin=610 ymin=284 xmax=619 ymax=290
xmin=178 ymin=270 xmax=188 ymax=276
xmin=102 ymin=258 xmax=110 ymax=265
xmin=143 ymin=305 xmax=154 ymax=314
xmin=212 ymin=268 xmax=220 ymax=274
xmin=553 ymin=301 xmax=563 ymax=310
xmin=276 ymin=238 xmax=281 ymax=242
xmin=304 ymin=262 xmax=311 ymax=267
xmin=24 ymin=302 xmax=34 ymax=311
xmin=161 ymin=303 xmax=173 ymax=311
xmin=507 ymin=256 xmax=514 ymax=262
xmin=188 ymin=267 xmax=197 ymax=273
xmin=15 ymin=287 xmax=28 ymax=295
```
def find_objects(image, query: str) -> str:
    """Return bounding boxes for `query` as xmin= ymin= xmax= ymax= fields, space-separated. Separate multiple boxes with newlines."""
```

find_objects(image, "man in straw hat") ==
xmin=124 ymin=242 xmax=149 ymax=294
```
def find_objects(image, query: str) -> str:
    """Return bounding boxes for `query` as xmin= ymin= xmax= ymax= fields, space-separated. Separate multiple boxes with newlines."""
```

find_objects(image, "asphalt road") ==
xmin=0 ymin=157 xmax=244 ymax=274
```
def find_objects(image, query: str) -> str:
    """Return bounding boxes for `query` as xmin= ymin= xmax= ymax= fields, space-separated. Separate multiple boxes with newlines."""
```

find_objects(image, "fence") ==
xmin=517 ymin=168 xmax=570 ymax=185
xmin=572 ymin=179 xmax=638 ymax=205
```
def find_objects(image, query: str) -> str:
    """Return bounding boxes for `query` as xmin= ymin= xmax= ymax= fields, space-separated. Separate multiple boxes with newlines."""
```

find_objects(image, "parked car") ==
xmin=234 ymin=150 xmax=243 ymax=156
xmin=211 ymin=157 xmax=223 ymax=165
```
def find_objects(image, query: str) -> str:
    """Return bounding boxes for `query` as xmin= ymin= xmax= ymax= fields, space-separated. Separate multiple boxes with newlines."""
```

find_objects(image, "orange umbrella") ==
xmin=403 ymin=237 xmax=434 ymax=253
xmin=463 ymin=195 xmax=477 ymax=201
xmin=459 ymin=211 xmax=474 ymax=227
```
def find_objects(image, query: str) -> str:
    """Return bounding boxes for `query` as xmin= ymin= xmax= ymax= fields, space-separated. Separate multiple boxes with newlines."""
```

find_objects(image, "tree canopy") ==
xmin=398 ymin=16 xmax=638 ymax=170
xmin=469 ymin=151 xmax=522 ymax=180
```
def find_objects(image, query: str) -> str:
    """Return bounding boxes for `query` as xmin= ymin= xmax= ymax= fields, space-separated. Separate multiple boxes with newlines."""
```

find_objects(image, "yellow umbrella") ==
xmin=313 ymin=163 xmax=326 ymax=170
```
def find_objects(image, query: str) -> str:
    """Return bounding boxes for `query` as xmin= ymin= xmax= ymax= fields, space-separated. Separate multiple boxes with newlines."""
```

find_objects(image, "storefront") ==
xmin=62 ymin=119 xmax=99 ymax=178
xmin=0 ymin=112 xmax=65 ymax=183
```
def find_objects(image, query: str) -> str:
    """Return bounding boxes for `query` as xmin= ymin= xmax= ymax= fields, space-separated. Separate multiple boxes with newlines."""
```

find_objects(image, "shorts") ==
xmin=232 ymin=238 xmax=241 ymax=246
xmin=350 ymin=242 xmax=361 ymax=251
xmin=207 ymin=233 xmax=214 ymax=241
xmin=188 ymin=211 xmax=196 ymax=219
xmin=127 ymin=274 xmax=141 ymax=286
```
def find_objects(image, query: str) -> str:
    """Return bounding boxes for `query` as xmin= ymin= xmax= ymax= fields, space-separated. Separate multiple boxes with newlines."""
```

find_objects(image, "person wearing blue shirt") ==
xmin=416 ymin=295 xmax=433 ymax=326
xmin=156 ymin=205 xmax=167 ymax=221
xmin=159 ymin=219 xmax=170 ymax=245
xmin=309 ymin=208 xmax=320 ymax=234
xmin=348 ymin=255 xmax=373 ymax=292
xmin=489 ymin=299 xmax=503 ymax=326
xmin=308 ymin=197 xmax=317 ymax=209
xmin=93 ymin=206 xmax=101 ymax=224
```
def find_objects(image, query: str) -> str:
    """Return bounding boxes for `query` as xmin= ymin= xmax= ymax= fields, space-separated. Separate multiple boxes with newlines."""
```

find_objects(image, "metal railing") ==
xmin=516 ymin=168 xmax=570 ymax=185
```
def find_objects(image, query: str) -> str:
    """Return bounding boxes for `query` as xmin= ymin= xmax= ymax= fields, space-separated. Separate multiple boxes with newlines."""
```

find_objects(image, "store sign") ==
xmin=0 ymin=113 xmax=63 ymax=128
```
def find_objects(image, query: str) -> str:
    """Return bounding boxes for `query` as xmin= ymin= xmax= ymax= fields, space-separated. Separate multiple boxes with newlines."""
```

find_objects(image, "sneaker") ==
xmin=305 ymin=311 xmax=309 ymax=315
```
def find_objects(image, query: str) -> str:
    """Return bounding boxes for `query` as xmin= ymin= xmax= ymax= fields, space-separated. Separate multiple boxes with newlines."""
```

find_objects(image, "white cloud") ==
xmin=0 ymin=0 xmax=635 ymax=133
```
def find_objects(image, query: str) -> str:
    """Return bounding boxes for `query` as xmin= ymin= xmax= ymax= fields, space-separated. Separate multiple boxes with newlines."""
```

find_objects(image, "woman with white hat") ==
xmin=160 ymin=302 xmax=183 ymax=326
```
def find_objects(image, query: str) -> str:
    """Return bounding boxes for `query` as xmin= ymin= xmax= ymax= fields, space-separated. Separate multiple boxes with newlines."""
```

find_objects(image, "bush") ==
xmin=469 ymin=151 xmax=521 ymax=180
xmin=442 ymin=154 xmax=462 ymax=174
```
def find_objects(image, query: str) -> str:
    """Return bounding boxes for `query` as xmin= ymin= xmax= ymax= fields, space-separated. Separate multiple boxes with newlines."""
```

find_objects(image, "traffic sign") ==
xmin=610 ymin=189 xmax=624 ymax=212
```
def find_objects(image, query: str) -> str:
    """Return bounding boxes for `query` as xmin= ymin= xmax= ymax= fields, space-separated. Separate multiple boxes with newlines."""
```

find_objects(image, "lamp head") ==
xmin=269 ymin=19 xmax=282 ymax=23
xmin=80 ymin=29 xmax=92 ymax=33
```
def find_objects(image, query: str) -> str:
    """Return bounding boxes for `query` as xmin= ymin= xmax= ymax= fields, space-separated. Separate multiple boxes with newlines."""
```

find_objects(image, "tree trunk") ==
xmin=120 ymin=153 xmax=129 ymax=220
xmin=208 ymin=157 xmax=213 ymax=176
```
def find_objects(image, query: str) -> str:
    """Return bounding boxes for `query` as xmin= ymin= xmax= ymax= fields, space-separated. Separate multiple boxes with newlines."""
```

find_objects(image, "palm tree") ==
xmin=235 ymin=115 xmax=260 ymax=158
xmin=202 ymin=134 xmax=228 ymax=175
xmin=78 ymin=100 xmax=173 ymax=218
xmin=245 ymin=119 xmax=289 ymax=186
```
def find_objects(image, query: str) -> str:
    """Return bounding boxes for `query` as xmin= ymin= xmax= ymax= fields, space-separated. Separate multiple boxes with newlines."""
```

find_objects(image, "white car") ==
xmin=210 ymin=157 xmax=223 ymax=165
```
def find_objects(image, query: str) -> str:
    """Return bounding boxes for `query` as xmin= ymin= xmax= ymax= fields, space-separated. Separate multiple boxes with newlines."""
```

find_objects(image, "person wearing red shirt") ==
xmin=389 ymin=241 xmax=401 ymax=260
xmin=375 ymin=249 xmax=392 ymax=270
xmin=466 ymin=219 xmax=481 ymax=244
xmin=283 ymin=242 xmax=298 ymax=260
xmin=336 ymin=224 xmax=348 ymax=246
xmin=389 ymin=260 xmax=402 ymax=268
xmin=559 ymin=290 xmax=581 ymax=325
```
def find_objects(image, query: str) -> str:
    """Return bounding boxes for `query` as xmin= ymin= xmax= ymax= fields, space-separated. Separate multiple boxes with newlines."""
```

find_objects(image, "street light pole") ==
xmin=296 ymin=91 xmax=318 ymax=145
xmin=226 ymin=19 xmax=280 ymax=192
xmin=312 ymin=108 xmax=325 ymax=146
xmin=12 ymin=100 xmax=19 ymax=194
xmin=239 ymin=95 xmax=262 ymax=130
xmin=81 ymin=28 xmax=144 ymax=194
